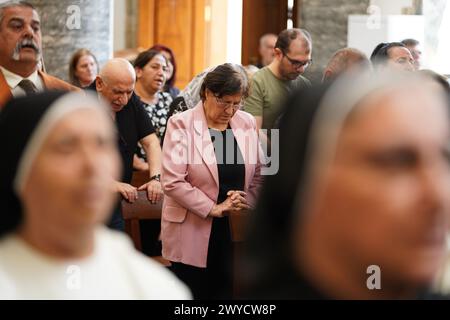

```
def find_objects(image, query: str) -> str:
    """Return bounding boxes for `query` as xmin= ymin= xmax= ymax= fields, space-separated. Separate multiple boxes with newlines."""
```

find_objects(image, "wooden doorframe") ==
xmin=241 ymin=0 xmax=300 ymax=66
xmin=138 ymin=0 xmax=155 ymax=48
xmin=293 ymin=0 xmax=300 ymax=28
xmin=137 ymin=0 xmax=207 ymax=88
xmin=138 ymin=0 xmax=302 ymax=84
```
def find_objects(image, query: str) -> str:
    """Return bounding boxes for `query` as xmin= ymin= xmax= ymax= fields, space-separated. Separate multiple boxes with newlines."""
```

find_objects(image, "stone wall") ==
xmin=126 ymin=0 xmax=138 ymax=49
xmin=29 ymin=0 xmax=112 ymax=82
xmin=299 ymin=0 xmax=371 ymax=83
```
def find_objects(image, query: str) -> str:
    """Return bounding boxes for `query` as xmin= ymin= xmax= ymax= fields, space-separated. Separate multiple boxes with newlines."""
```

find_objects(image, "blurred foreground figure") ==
xmin=243 ymin=72 xmax=450 ymax=299
xmin=0 ymin=92 xmax=190 ymax=299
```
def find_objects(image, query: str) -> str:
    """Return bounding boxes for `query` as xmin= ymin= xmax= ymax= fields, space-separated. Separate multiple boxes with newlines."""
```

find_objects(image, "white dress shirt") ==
xmin=0 ymin=66 xmax=44 ymax=97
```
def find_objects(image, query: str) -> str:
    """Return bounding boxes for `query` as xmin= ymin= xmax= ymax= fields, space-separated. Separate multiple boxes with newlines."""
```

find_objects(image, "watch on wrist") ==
xmin=149 ymin=174 xmax=161 ymax=182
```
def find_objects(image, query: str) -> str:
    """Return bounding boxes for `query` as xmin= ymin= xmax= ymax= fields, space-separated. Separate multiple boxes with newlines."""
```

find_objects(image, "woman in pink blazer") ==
xmin=161 ymin=64 xmax=264 ymax=299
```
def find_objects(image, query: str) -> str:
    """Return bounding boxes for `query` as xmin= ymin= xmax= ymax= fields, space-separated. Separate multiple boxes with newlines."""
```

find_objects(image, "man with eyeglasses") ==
xmin=244 ymin=28 xmax=312 ymax=131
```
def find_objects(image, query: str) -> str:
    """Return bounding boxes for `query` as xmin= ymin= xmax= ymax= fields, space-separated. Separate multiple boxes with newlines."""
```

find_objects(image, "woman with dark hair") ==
xmin=166 ymin=66 xmax=216 ymax=121
xmin=370 ymin=42 xmax=415 ymax=72
xmin=164 ymin=64 xmax=247 ymax=135
xmin=0 ymin=91 xmax=190 ymax=299
xmin=133 ymin=50 xmax=173 ymax=256
xmin=149 ymin=44 xmax=180 ymax=99
xmin=68 ymin=48 xmax=99 ymax=88
xmin=134 ymin=49 xmax=173 ymax=144
xmin=242 ymin=71 xmax=450 ymax=299
xmin=161 ymin=63 xmax=264 ymax=299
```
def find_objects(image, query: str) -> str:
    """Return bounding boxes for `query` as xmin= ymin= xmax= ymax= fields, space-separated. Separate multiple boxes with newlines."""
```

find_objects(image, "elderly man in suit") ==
xmin=0 ymin=1 xmax=77 ymax=108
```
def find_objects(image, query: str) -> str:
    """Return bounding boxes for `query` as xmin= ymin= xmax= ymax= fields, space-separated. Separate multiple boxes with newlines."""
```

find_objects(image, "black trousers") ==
xmin=108 ymin=205 xmax=125 ymax=231
xmin=171 ymin=216 xmax=234 ymax=300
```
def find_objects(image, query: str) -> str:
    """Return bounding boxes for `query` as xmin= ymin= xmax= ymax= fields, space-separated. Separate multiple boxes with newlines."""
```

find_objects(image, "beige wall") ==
xmin=205 ymin=0 xmax=242 ymax=68
xmin=113 ymin=0 xmax=127 ymax=51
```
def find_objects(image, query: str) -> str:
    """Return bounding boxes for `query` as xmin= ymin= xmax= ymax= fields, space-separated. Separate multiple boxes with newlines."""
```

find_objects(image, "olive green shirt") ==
xmin=244 ymin=67 xmax=311 ymax=130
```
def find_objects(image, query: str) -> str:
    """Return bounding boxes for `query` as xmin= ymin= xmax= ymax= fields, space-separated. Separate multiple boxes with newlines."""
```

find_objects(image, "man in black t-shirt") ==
xmin=92 ymin=58 xmax=163 ymax=230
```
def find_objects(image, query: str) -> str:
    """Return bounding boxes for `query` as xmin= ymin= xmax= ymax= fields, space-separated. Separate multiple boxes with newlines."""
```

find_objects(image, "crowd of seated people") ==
xmin=1 ymin=0 xmax=450 ymax=301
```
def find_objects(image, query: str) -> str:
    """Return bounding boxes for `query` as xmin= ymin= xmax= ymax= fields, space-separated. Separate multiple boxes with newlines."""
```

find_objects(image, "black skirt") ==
xmin=170 ymin=216 xmax=233 ymax=300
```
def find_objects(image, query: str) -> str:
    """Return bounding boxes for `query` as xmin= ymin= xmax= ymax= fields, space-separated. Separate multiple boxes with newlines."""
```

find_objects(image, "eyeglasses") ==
xmin=282 ymin=51 xmax=312 ymax=69
xmin=214 ymin=96 xmax=243 ymax=111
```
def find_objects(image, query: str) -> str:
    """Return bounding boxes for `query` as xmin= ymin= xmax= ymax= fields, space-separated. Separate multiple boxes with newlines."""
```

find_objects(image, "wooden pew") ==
xmin=229 ymin=210 xmax=250 ymax=243
xmin=122 ymin=169 xmax=170 ymax=266
xmin=228 ymin=209 xmax=250 ymax=298
xmin=130 ymin=170 xmax=150 ymax=188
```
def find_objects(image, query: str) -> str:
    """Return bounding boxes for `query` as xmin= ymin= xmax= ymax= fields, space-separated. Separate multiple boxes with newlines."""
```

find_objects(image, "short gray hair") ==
xmin=0 ymin=1 xmax=36 ymax=27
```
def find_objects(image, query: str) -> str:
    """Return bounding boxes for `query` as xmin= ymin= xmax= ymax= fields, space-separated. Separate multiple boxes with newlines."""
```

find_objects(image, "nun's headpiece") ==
xmin=242 ymin=71 xmax=450 ymax=297
xmin=0 ymin=91 xmax=109 ymax=238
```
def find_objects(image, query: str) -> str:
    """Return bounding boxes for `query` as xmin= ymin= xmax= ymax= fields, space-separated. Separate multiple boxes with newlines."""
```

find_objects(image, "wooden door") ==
xmin=242 ymin=0 xmax=299 ymax=66
xmin=138 ymin=0 xmax=206 ymax=89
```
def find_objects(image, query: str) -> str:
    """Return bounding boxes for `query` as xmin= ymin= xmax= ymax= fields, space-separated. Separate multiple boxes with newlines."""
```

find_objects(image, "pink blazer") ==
xmin=161 ymin=102 xmax=264 ymax=268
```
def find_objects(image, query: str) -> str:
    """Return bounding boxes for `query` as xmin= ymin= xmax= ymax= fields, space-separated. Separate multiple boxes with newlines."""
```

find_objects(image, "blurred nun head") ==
xmin=0 ymin=92 xmax=120 ymax=240
xmin=243 ymin=71 xmax=450 ymax=299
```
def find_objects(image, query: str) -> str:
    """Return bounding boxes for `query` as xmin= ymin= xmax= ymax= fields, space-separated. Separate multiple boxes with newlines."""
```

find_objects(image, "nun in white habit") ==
xmin=0 ymin=91 xmax=191 ymax=300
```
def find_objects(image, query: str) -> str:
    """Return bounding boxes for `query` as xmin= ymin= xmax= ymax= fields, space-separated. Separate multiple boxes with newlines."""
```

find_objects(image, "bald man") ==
xmin=88 ymin=58 xmax=163 ymax=231
xmin=322 ymin=48 xmax=371 ymax=83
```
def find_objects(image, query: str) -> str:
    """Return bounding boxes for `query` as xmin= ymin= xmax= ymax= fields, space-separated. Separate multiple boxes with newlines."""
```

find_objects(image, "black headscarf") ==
xmin=241 ymin=85 xmax=329 ymax=299
xmin=0 ymin=91 xmax=106 ymax=238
